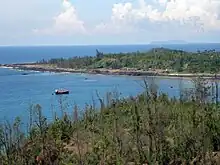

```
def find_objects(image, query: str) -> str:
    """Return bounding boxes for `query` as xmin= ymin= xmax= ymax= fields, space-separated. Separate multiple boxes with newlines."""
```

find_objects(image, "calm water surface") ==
xmin=0 ymin=68 xmax=192 ymax=122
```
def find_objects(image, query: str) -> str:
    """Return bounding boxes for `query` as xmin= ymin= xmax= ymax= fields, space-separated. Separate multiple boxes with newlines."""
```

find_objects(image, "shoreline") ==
xmin=0 ymin=63 xmax=219 ymax=79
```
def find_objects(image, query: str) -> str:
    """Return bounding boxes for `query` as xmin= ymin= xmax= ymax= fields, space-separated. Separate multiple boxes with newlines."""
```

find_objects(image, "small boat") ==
xmin=55 ymin=89 xmax=69 ymax=95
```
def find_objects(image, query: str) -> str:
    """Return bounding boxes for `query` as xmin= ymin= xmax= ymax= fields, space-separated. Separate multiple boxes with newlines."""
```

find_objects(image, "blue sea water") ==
xmin=0 ymin=44 xmax=219 ymax=123
xmin=0 ymin=68 xmax=192 ymax=122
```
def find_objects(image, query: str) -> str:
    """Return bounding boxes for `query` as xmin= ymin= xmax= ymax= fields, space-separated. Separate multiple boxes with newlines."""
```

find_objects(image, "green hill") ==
xmin=43 ymin=48 xmax=220 ymax=74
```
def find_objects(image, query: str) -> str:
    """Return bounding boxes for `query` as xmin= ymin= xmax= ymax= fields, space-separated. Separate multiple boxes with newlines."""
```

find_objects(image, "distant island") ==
xmin=150 ymin=40 xmax=188 ymax=45
xmin=1 ymin=47 xmax=220 ymax=78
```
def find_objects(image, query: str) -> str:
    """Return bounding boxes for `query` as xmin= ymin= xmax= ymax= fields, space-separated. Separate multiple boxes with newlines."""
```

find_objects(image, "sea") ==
xmin=0 ymin=43 xmax=220 ymax=123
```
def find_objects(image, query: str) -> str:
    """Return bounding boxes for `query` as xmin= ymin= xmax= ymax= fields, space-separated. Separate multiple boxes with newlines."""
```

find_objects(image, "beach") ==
xmin=1 ymin=63 xmax=219 ymax=79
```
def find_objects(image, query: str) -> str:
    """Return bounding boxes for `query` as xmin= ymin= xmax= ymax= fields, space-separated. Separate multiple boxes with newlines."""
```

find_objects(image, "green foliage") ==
xmin=1 ymin=78 xmax=220 ymax=164
xmin=43 ymin=48 xmax=220 ymax=73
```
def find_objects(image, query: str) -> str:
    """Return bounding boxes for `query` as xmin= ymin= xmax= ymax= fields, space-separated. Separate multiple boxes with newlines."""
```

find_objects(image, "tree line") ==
xmin=39 ymin=48 xmax=220 ymax=73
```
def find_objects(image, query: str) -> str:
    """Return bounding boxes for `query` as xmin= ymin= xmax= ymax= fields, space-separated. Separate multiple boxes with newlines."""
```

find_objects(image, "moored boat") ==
xmin=55 ymin=89 xmax=69 ymax=95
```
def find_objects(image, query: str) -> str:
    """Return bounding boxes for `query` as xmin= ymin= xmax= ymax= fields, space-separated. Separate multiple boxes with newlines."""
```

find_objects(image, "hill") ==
xmin=43 ymin=48 xmax=220 ymax=74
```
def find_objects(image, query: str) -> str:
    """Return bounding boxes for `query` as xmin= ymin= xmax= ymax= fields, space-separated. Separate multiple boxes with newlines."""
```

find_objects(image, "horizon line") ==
xmin=0 ymin=42 xmax=220 ymax=47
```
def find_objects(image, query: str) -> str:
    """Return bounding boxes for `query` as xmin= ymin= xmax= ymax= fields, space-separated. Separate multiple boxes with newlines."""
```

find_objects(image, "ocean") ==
xmin=0 ymin=44 xmax=219 ymax=123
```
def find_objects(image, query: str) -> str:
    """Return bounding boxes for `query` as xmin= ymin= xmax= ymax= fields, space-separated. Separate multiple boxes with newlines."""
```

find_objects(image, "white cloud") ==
xmin=33 ymin=0 xmax=86 ymax=35
xmin=94 ymin=3 xmax=140 ymax=34
xmin=159 ymin=0 xmax=220 ymax=30
xmin=95 ymin=0 xmax=220 ymax=34
xmin=32 ymin=0 xmax=220 ymax=42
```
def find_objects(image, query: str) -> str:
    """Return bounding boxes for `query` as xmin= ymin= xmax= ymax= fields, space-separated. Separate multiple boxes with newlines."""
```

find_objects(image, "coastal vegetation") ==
xmin=41 ymin=48 xmax=220 ymax=74
xmin=1 ymin=77 xmax=220 ymax=164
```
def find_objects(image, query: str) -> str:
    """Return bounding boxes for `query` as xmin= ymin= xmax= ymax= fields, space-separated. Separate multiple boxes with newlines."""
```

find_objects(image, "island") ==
xmin=2 ymin=48 xmax=220 ymax=78
xmin=150 ymin=40 xmax=188 ymax=45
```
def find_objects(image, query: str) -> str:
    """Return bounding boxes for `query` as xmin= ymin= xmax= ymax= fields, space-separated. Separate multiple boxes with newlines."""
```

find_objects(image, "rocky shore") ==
xmin=1 ymin=63 xmax=219 ymax=79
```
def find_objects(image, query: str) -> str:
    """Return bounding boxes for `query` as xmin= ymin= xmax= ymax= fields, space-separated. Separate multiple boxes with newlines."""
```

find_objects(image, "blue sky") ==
xmin=1 ymin=0 xmax=220 ymax=45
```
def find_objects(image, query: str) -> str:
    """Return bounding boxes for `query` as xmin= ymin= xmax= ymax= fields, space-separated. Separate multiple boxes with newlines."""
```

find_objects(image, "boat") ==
xmin=55 ymin=89 xmax=69 ymax=95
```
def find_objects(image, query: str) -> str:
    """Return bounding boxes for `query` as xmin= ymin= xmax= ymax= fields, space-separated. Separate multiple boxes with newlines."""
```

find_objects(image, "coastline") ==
xmin=0 ymin=63 xmax=219 ymax=79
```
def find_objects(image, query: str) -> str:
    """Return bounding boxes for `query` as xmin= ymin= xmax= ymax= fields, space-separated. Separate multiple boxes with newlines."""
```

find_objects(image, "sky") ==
xmin=0 ymin=0 xmax=220 ymax=45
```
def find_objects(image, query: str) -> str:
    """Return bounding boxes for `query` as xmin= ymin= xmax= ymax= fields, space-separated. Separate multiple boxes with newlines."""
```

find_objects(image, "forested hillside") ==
xmin=42 ymin=48 xmax=220 ymax=73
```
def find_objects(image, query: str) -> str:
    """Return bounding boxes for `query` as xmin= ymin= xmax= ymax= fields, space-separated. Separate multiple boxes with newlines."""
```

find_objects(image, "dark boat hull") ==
xmin=55 ymin=91 xmax=69 ymax=95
